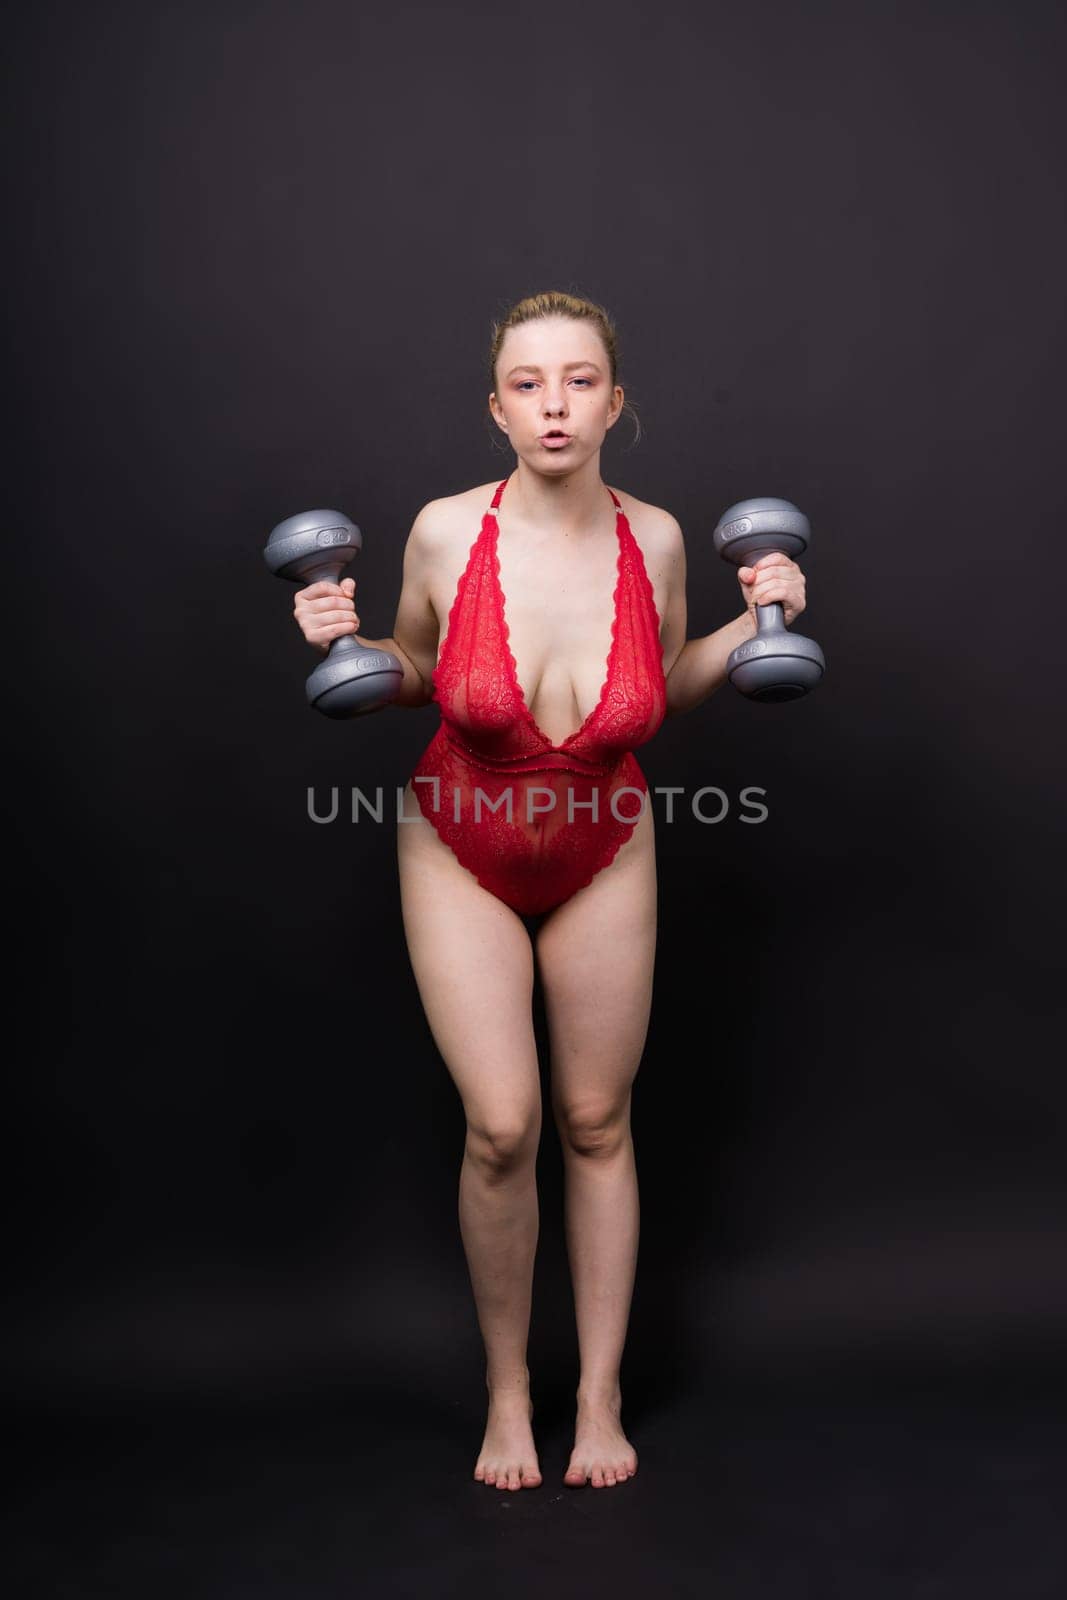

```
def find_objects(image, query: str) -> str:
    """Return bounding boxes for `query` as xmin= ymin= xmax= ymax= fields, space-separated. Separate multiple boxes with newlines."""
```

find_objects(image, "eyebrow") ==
xmin=505 ymin=361 xmax=602 ymax=378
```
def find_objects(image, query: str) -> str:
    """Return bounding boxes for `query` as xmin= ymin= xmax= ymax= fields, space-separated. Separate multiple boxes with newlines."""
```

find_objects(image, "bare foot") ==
xmin=473 ymin=1389 xmax=542 ymax=1490
xmin=563 ymin=1392 xmax=638 ymax=1487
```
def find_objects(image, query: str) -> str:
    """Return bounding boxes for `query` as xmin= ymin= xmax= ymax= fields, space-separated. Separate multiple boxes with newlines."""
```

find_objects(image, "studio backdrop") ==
xmin=8 ymin=0 xmax=1065 ymax=1407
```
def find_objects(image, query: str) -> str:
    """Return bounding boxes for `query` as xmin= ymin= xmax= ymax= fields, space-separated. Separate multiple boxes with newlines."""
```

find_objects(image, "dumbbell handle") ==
xmin=749 ymin=551 xmax=787 ymax=636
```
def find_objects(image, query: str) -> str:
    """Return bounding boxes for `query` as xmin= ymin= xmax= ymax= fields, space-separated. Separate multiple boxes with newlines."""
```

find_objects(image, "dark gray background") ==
xmin=7 ymin=0 xmax=1065 ymax=1514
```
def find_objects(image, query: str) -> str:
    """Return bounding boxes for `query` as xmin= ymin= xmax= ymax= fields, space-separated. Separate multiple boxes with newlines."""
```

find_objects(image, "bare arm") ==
xmin=352 ymin=501 xmax=441 ymax=709
xmin=657 ymin=512 xmax=757 ymax=719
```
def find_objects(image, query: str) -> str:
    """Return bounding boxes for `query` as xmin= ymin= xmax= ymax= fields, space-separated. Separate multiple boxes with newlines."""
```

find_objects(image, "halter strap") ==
xmin=489 ymin=477 xmax=622 ymax=514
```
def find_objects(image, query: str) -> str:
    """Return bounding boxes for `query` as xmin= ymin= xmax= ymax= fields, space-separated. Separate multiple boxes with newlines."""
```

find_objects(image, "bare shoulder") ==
xmin=407 ymin=480 xmax=498 ymax=559
xmin=411 ymin=479 xmax=686 ymax=575
xmin=613 ymin=488 xmax=688 ymax=660
xmin=612 ymin=488 xmax=686 ymax=579
xmin=403 ymin=482 xmax=501 ymax=626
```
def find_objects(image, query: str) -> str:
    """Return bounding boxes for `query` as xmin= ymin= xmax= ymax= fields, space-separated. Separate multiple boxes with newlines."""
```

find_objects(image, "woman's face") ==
xmin=490 ymin=316 xmax=623 ymax=471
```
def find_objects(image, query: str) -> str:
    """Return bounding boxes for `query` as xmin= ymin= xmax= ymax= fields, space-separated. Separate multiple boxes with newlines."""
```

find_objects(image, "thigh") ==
xmin=533 ymin=799 xmax=658 ymax=1128
xmin=397 ymin=780 xmax=541 ymax=1143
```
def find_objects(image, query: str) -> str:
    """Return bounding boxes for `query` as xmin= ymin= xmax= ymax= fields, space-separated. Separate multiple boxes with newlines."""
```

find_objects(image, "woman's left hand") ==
xmin=737 ymin=554 xmax=806 ymax=628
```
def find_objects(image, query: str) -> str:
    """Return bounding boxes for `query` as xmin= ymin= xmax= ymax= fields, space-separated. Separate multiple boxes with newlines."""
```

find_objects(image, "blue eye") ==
xmin=515 ymin=377 xmax=592 ymax=390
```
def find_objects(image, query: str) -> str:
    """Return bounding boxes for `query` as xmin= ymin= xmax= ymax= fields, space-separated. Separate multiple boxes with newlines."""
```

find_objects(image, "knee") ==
xmin=557 ymin=1099 xmax=631 ymax=1157
xmin=465 ymin=1114 xmax=540 ymax=1177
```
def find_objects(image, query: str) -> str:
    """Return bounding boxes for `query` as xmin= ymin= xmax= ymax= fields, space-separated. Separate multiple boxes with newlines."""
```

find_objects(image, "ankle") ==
xmin=486 ymin=1364 xmax=531 ymax=1397
xmin=576 ymin=1381 xmax=622 ymax=1411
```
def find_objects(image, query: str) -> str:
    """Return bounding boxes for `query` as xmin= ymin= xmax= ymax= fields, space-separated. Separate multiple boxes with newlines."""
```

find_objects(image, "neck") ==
xmin=505 ymin=455 xmax=611 ymax=535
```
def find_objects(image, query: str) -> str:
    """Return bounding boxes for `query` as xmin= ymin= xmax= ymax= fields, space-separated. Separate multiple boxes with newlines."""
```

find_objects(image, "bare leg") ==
xmin=397 ymin=781 xmax=543 ymax=1491
xmin=534 ymin=798 xmax=657 ymax=1487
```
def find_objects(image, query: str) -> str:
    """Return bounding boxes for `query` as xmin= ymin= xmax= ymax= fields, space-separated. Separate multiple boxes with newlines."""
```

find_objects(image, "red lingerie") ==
xmin=409 ymin=475 xmax=667 ymax=915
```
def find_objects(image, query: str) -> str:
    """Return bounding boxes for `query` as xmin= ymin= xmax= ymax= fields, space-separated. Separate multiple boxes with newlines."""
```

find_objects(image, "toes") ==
xmin=564 ymin=1440 xmax=637 ymax=1487
xmin=478 ymin=1453 xmax=542 ymax=1489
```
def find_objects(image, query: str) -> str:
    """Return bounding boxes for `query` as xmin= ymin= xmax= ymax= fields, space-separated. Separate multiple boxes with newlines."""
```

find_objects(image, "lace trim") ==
xmin=489 ymin=506 xmax=625 ymax=750
xmin=626 ymin=515 xmax=666 ymax=666
xmin=429 ymin=510 xmax=494 ymax=701
xmin=429 ymin=484 xmax=665 ymax=715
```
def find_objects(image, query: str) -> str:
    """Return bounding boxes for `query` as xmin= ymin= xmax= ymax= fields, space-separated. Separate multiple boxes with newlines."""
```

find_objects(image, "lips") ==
xmin=540 ymin=431 xmax=572 ymax=446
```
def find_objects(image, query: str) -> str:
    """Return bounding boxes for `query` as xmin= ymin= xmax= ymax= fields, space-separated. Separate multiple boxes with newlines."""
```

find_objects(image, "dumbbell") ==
xmin=263 ymin=509 xmax=404 ymax=718
xmin=712 ymin=496 xmax=826 ymax=701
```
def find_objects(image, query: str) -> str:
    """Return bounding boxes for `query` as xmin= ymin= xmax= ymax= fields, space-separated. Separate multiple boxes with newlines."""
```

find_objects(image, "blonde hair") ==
xmin=487 ymin=289 xmax=642 ymax=450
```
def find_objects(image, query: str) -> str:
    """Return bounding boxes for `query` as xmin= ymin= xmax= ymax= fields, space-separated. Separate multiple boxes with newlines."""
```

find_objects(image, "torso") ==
xmin=426 ymin=478 xmax=671 ymax=749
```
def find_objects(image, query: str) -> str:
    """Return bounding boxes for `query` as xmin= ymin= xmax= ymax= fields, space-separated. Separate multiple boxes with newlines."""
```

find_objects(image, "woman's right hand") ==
xmin=293 ymin=577 xmax=362 ymax=655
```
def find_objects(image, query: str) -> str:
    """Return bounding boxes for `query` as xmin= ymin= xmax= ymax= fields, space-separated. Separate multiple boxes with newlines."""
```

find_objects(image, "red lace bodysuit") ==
xmin=409 ymin=476 xmax=667 ymax=915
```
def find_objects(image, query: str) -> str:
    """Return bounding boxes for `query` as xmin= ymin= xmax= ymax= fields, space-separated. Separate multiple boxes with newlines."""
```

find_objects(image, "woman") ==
xmin=293 ymin=291 xmax=807 ymax=1491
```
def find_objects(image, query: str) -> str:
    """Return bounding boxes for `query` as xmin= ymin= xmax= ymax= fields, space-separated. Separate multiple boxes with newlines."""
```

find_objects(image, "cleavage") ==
xmin=496 ymin=516 xmax=620 ymax=742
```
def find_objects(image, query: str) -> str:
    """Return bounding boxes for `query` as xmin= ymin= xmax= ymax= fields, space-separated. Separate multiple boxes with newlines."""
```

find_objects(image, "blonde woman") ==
xmin=294 ymin=291 xmax=808 ymax=1490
